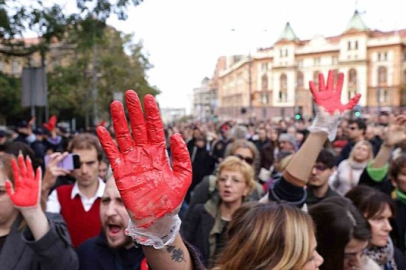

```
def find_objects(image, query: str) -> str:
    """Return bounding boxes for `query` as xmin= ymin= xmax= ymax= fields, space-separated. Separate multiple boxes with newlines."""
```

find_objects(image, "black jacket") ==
xmin=77 ymin=232 xmax=145 ymax=270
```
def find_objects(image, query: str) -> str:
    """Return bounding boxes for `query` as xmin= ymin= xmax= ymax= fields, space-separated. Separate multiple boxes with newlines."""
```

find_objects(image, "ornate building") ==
xmin=216 ymin=11 xmax=406 ymax=120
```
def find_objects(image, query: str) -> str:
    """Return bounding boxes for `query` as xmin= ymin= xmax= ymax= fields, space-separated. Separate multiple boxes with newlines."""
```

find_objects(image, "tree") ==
xmin=0 ymin=72 xmax=30 ymax=125
xmin=47 ymin=26 xmax=159 ymax=128
xmin=0 ymin=0 xmax=143 ymax=57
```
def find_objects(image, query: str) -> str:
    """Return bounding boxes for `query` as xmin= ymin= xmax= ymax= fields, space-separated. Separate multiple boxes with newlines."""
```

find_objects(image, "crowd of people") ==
xmin=0 ymin=70 xmax=406 ymax=270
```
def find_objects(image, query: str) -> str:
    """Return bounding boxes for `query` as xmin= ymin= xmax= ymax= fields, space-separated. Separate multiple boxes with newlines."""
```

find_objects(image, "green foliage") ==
xmin=0 ymin=0 xmax=143 ymax=56
xmin=0 ymin=72 xmax=29 ymax=125
xmin=47 ymin=27 xmax=159 ymax=125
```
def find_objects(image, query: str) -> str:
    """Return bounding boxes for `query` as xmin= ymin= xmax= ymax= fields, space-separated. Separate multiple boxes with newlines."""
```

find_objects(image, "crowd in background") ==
xmin=1 ymin=107 xmax=406 ymax=270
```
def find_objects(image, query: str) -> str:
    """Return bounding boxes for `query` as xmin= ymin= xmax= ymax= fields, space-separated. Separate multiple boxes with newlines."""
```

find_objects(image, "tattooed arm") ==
xmin=142 ymin=234 xmax=197 ymax=270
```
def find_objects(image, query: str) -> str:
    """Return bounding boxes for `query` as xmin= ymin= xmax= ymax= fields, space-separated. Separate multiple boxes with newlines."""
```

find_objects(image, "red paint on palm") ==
xmin=309 ymin=70 xmax=361 ymax=114
xmin=5 ymin=156 xmax=42 ymax=208
xmin=97 ymin=90 xmax=192 ymax=228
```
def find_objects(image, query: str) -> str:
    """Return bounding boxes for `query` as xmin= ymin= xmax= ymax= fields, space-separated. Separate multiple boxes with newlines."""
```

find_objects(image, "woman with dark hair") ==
xmin=308 ymin=196 xmax=377 ymax=270
xmin=357 ymin=115 xmax=406 ymax=253
xmin=346 ymin=186 xmax=406 ymax=270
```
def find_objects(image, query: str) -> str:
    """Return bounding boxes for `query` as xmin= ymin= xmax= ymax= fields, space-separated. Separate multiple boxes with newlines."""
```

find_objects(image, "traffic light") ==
xmin=295 ymin=113 xmax=301 ymax=120
xmin=354 ymin=105 xmax=361 ymax=118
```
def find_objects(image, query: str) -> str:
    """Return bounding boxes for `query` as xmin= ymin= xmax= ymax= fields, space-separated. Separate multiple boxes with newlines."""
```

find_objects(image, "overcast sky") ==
xmin=50 ymin=0 xmax=406 ymax=113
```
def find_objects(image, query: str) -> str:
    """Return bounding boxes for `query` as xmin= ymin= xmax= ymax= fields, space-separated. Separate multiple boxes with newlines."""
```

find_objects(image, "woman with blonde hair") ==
xmin=215 ymin=202 xmax=323 ymax=270
xmin=181 ymin=156 xmax=256 ymax=266
xmin=332 ymin=140 xmax=374 ymax=196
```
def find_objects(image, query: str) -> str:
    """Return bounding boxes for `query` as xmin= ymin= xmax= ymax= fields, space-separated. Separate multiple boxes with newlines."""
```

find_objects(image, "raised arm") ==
xmin=284 ymin=70 xmax=361 ymax=187
xmin=6 ymin=155 xmax=78 ymax=269
xmin=97 ymin=90 xmax=195 ymax=270
xmin=370 ymin=115 xmax=406 ymax=169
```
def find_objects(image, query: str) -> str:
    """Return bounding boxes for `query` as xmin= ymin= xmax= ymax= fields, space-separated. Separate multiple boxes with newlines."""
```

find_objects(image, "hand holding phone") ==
xmin=44 ymin=153 xmax=81 ymax=171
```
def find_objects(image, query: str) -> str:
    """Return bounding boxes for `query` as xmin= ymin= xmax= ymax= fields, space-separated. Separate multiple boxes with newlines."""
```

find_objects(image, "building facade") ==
xmin=215 ymin=11 xmax=406 ymax=120
xmin=192 ymin=77 xmax=213 ymax=121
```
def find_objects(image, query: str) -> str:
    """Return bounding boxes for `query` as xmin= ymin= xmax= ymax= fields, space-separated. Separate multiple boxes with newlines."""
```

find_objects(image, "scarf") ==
xmin=366 ymin=239 xmax=397 ymax=270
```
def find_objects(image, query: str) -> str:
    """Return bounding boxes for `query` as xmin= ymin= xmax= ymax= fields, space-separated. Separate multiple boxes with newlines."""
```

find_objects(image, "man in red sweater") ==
xmin=46 ymin=133 xmax=106 ymax=248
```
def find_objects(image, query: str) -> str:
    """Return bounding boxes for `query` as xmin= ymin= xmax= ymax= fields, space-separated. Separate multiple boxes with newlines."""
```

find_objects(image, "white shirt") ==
xmin=46 ymin=179 xmax=106 ymax=213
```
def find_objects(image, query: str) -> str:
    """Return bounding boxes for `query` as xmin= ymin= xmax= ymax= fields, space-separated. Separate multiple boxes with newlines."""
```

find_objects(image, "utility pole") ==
xmin=92 ymin=42 xmax=99 ymax=126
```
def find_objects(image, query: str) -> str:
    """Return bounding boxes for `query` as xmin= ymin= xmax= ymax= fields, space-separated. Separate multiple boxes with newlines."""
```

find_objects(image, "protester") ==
xmin=184 ymin=139 xmax=263 ymax=223
xmin=181 ymin=156 xmax=255 ymax=266
xmin=306 ymin=149 xmax=339 ymax=207
xmin=346 ymin=185 xmax=406 ymax=269
xmin=0 ymin=154 xmax=78 ymax=269
xmin=77 ymin=176 xmax=147 ymax=269
xmin=332 ymin=140 xmax=373 ymax=196
xmin=308 ymin=197 xmax=378 ymax=270
xmin=45 ymin=133 xmax=106 ymax=248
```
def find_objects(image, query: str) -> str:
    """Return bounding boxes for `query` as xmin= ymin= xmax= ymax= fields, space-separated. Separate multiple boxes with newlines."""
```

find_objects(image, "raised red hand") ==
xmin=97 ymin=90 xmax=192 ymax=228
xmin=309 ymin=70 xmax=361 ymax=114
xmin=5 ymin=155 xmax=42 ymax=208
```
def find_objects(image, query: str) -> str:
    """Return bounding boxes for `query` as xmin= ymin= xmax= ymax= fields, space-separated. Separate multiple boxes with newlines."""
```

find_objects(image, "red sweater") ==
xmin=56 ymin=184 xmax=102 ymax=248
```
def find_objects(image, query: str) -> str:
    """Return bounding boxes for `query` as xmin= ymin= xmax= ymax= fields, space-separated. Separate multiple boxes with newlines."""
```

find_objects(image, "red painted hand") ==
xmin=97 ymin=90 xmax=192 ymax=228
xmin=309 ymin=70 xmax=361 ymax=114
xmin=5 ymin=155 xmax=42 ymax=208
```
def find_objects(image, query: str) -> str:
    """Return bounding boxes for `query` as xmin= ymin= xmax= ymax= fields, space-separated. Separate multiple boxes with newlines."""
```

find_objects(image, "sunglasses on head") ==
xmin=234 ymin=154 xmax=254 ymax=165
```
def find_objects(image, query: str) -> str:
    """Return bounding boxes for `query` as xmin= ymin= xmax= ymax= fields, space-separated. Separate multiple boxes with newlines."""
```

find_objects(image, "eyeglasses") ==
xmin=313 ymin=164 xmax=328 ymax=172
xmin=234 ymin=154 xmax=254 ymax=165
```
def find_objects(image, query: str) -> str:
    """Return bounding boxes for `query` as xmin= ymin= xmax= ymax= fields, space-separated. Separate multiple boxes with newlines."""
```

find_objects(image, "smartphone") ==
xmin=44 ymin=154 xmax=81 ymax=170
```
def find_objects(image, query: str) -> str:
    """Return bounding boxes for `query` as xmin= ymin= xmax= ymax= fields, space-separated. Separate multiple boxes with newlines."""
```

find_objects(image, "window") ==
xmin=297 ymin=71 xmax=304 ymax=87
xmin=378 ymin=66 xmax=387 ymax=84
xmin=280 ymin=49 xmax=283 ymax=57
xmin=348 ymin=41 xmax=351 ymax=50
xmin=313 ymin=71 xmax=320 ymax=87
xmin=280 ymin=74 xmax=287 ymax=90
xmin=261 ymin=75 xmax=268 ymax=90
xmin=279 ymin=74 xmax=288 ymax=102
xmin=384 ymin=52 xmax=388 ymax=61
xmin=404 ymin=70 xmax=406 ymax=83
xmin=332 ymin=56 xmax=338 ymax=64
xmin=378 ymin=53 xmax=381 ymax=61
xmin=314 ymin=58 xmax=321 ymax=66
xmin=348 ymin=69 xmax=357 ymax=89
xmin=355 ymin=41 xmax=358 ymax=50
xmin=285 ymin=49 xmax=288 ymax=57
xmin=297 ymin=60 xmax=303 ymax=67
xmin=379 ymin=89 xmax=389 ymax=103
xmin=261 ymin=63 xmax=268 ymax=71
xmin=261 ymin=93 xmax=269 ymax=104
xmin=12 ymin=60 xmax=19 ymax=74
xmin=333 ymin=69 xmax=339 ymax=84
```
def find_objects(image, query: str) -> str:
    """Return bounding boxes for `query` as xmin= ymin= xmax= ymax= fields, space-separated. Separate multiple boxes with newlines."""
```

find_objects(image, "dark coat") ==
xmin=77 ymin=232 xmax=145 ymax=270
xmin=0 ymin=213 xmax=78 ymax=270
xmin=181 ymin=204 xmax=215 ymax=266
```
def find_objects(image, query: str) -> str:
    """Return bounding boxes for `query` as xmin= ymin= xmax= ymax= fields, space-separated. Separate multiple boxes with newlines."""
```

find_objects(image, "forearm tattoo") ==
xmin=166 ymin=245 xmax=186 ymax=263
